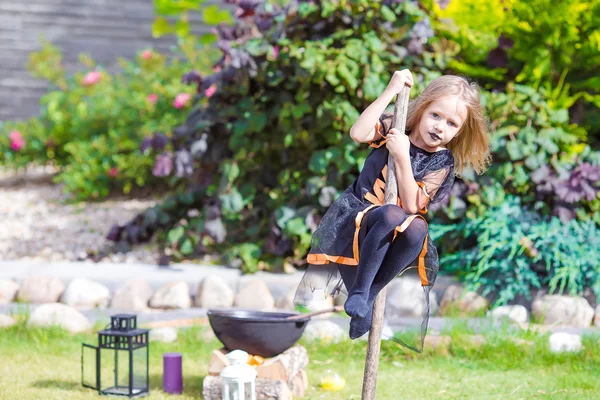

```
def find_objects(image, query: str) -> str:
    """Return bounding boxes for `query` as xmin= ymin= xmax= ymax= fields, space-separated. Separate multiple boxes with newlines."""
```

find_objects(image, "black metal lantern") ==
xmin=82 ymin=314 xmax=150 ymax=397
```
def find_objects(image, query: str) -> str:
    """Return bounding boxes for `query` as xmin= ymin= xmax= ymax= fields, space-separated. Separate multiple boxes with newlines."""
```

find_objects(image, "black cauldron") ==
xmin=207 ymin=309 xmax=309 ymax=358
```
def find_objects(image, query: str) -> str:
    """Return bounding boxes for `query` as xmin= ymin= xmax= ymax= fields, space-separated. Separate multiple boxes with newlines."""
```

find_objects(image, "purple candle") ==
xmin=163 ymin=353 xmax=183 ymax=394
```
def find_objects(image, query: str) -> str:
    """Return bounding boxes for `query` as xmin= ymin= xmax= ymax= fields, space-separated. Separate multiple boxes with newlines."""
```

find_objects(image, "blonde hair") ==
xmin=406 ymin=75 xmax=491 ymax=176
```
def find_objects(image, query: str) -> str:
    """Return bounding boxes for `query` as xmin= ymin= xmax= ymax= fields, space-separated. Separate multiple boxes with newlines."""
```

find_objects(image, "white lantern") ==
xmin=220 ymin=350 xmax=257 ymax=400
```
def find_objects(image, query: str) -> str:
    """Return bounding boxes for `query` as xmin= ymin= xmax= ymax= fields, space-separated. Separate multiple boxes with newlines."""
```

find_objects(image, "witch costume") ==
xmin=294 ymin=112 xmax=455 ymax=352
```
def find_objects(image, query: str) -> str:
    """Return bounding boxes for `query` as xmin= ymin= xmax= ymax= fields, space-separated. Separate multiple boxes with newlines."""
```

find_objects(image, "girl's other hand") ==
xmin=385 ymin=69 xmax=414 ymax=95
xmin=386 ymin=128 xmax=410 ymax=159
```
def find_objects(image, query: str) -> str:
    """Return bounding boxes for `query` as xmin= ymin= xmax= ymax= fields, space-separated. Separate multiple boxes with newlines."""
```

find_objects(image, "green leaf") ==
xmin=220 ymin=189 xmax=244 ymax=214
xmin=506 ymin=140 xmax=523 ymax=160
xmin=325 ymin=69 xmax=341 ymax=86
xmin=168 ymin=226 xmax=185 ymax=244
xmin=275 ymin=206 xmax=296 ymax=228
xmin=380 ymin=5 xmax=397 ymax=22
xmin=363 ymin=74 xmax=387 ymax=100
xmin=285 ymin=217 xmax=307 ymax=236
xmin=363 ymin=32 xmax=384 ymax=52
xmin=155 ymin=0 xmax=203 ymax=15
xmin=513 ymin=165 xmax=529 ymax=187
xmin=337 ymin=63 xmax=359 ymax=89
xmin=152 ymin=17 xmax=173 ymax=38
xmin=237 ymin=243 xmax=261 ymax=273
xmin=180 ymin=238 xmax=194 ymax=255
xmin=175 ymin=19 xmax=191 ymax=37
xmin=309 ymin=150 xmax=329 ymax=174
xmin=202 ymin=4 xmax=233 ymax=25
xmin=222 ymin=161 xmax=240 ymax=184
xmin=548 ymin=109 xmax=569 ymax=124
xmin=298 ymin=2 xmax=318 ymax=17
xmin=178 ymin=191 xmax=195 ymax=205
xmin=299 ymin=47 xmax=324 ymax=70
xmin=538 ymin=137 xmax=559 ymax=154
xmin=199 ymin=33 xmax=217 ymax=45
xmin=345 ymin=40 xmax=366 ymax=63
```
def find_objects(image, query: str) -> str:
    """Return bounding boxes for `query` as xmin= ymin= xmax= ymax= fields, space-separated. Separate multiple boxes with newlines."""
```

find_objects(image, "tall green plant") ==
xmin=433 ymin=196 xmax=600 ymax=306
xmin=434 ymin=0 xmax=600 ymax=116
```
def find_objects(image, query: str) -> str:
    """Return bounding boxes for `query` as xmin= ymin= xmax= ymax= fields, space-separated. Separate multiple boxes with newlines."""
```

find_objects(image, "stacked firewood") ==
xmin=203 ymin=345 xmax=309 ymax=400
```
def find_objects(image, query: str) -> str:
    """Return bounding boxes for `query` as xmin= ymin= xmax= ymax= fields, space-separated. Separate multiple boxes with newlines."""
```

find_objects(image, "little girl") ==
xmin=294 ymin=71 xmax=491 ymax=351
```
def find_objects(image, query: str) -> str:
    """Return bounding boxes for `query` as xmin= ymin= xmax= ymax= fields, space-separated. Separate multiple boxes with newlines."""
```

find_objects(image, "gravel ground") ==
xmin=0 ymin=166 xmax=161 ymax=264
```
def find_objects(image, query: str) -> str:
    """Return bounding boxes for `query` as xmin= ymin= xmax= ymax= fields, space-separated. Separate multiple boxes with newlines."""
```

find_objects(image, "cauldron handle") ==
xmin=285 ymin=306 xmax=344 ymax=321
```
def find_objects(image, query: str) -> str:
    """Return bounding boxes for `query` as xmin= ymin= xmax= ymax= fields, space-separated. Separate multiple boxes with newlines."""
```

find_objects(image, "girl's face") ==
xmin=413 ymin=95 xmax=467 ymax=152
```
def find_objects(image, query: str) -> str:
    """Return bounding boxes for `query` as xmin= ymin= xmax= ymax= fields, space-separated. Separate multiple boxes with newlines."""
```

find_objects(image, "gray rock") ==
xmin=149 ymin=281 xmax=191 ymax=309
xmin=234 ymin=279 xmax=274 ymax=310
xmin=195 ymin=276 xmax=234 ymax=309
xmin=61 ymin=278 xmax=111 ymax=308
xmin=302 ymin=320 xmax=346 ymax=343
xmin=385 ymin=277 xmax=439 ymax=318
xmin=18 ymin=276 xmax=65 ymax=303
xmin=275 ymin=290 xmax=295 ymax=310
xmin=489 ymin=305 xmax=528 ymax=325
xmin=466 ymin=334 xmax=486 ymax=348
xmin=301 ymin=288 xmax=334 ymax=317
xmin=549 ymin=332 xmax=582 ymax=353
xmin=532 ymin=295 xmax=593 ymax=327
xmin=110 ymin=279 xmax=153 ymax=312
xmin=0 ymin=280 xmax=19 ymax=304
xmin=28 ymin=303 xmax=91 ymax=333
xmin=595 ymin=305 xmax=600 ymax=327
xmin=440 ymin=285 xmax=488 ymax=315
xmin=0 ymin=314 xmax=16 ymax=328
xmin=149 ymin=327 xmax=178 ymax=343
xmin=423 ymin=335 xmax=452 ymax=355
xmin=334 ymin=292 xmax=347 ymax=307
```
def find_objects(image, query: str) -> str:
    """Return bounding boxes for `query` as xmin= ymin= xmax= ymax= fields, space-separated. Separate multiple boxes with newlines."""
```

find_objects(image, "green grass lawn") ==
xmin=0 ymin=319 xmax=599 ymax=400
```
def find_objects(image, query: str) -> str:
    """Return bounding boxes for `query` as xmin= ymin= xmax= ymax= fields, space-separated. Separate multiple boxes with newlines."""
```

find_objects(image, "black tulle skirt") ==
xmin=294 ymin=188 xmax=439 ymax=352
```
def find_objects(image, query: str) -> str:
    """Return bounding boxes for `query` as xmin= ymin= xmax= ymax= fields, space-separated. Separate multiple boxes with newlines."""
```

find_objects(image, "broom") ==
xmin=362 ymin=84 xmax=411 ymax=399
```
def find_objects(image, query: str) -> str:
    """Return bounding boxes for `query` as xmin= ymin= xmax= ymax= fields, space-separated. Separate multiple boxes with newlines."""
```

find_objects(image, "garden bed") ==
xmin=0 ymin=167 xmax=159 ymax=264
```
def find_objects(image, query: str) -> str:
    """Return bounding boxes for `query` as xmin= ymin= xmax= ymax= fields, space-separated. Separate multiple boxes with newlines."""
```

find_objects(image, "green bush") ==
xmin=433 ymin=196 xmax=600 ymax=306
xmin=434 ymin=0 xmax=600 ymax=133
xmin=0 ymin=40 xmax=209 ymax=200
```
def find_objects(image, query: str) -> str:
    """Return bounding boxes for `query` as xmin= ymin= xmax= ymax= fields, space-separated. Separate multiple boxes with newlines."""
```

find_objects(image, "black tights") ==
xmin=339 ymin=204 xmax=428 ymax=339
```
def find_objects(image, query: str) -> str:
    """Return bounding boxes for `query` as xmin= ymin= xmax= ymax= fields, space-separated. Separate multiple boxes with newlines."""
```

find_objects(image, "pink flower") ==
xmin=272 ymin=46 xmax=279 ymax=59
xmin=173 ymin=93 xmax=192 ymax=109
xmin=142 ymin=50 xmax=153 ymax=60
xmin=108 ymin=167 xmax=118 ymax=178
xmin=205 ymin=84 xmax=217 ymax=98
xmin=81 ymin=71 xmax=102 ymax=87
xmin=147 ymin=93 xmax=158 ymax=105
xmin=8 ymin=131 xmax=25 ymax=151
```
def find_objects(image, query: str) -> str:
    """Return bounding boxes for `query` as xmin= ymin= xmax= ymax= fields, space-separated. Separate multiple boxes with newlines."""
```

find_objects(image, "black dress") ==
xmin=294 ymin=112 xmax=455 ymax=351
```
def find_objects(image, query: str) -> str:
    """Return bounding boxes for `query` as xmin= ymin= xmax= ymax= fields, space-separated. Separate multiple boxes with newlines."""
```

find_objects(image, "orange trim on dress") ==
xmin=369 ymin=121 xmax=388 ymax=148
xmin=305 ymin=203 xmax=376 ymax=266
xmin=306 ymin=253 xmax=357 ymax=265
xmin=416 ymin=182 xmax=430 ymax=214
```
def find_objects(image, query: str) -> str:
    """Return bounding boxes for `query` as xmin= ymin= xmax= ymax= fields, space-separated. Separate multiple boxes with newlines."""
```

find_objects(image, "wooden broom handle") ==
xmin=285 ymin=306 xmax=344 ymax=321
xmin=362 ymin=84 xmax=411 ymax=400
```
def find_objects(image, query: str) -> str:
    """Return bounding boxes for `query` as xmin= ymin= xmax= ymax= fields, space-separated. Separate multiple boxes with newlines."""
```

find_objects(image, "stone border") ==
xmin=1 ymin=262 xmax=599 ymax=334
